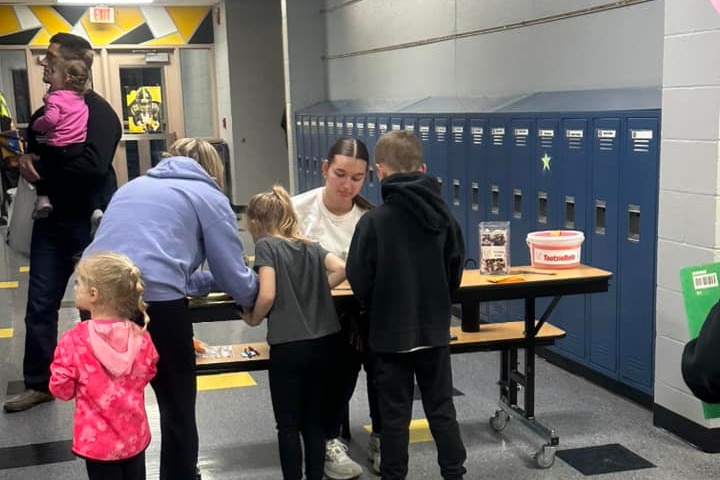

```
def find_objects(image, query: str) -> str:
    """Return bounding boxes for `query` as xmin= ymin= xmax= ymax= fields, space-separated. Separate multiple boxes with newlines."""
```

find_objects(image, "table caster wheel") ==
xmin=489 ymin=410 xmax=509 ymax=432
xmin=534 ymin=444 xmax=556 ymax=468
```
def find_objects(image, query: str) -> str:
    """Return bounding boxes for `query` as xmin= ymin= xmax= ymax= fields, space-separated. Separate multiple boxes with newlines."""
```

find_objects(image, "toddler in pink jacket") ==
xmin=31 ymin=56 xmax=89 ymax=218
xmin=50 ymin=252 xmax=158 ymax=480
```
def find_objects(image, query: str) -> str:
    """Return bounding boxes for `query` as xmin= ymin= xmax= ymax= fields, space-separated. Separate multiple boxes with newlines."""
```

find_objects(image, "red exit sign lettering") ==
xmin=89 ymin=6 xmax=115 ymax=24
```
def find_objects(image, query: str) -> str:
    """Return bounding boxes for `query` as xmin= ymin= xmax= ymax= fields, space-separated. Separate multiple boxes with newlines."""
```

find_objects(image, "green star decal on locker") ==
xmin=541 ymin=153 xmax=551 ymax=171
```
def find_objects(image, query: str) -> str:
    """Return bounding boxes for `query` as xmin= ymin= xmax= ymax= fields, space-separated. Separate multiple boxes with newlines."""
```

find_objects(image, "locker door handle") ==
xmin=491 ymin=185 xmax=500 ymax=216
xmin=565 ymin=196 xmax=575 ymax=229
xmin=369 ymin=168 xmax=375 ymax=186
xmin=513 ymin=189 xmax=522 ymax=219
xmin=436 ymin=177 xmax=443 ymax=190
xmin=627 ymin=205 xmax=640 ymax=242
xmin=453 ymin=179 xmax=461 ymax=206
xmin=538 ymin=192 xmax=548 ymax=224
xmin=471 ymin=182 xmax=479 ymax=211
xmin=595 ymin=200 xmax=606 ymax=235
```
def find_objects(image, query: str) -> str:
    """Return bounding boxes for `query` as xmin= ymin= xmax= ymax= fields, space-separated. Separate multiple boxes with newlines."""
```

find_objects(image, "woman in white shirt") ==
xmin=292 ymin=137 xmax=380 ymax=479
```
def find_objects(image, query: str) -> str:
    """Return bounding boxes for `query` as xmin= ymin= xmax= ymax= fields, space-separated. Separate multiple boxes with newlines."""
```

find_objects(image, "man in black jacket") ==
xmin=346 ymin=130 xmax=467 ymax=480
xmin=4 ymin=33 xmax=121 ymax=412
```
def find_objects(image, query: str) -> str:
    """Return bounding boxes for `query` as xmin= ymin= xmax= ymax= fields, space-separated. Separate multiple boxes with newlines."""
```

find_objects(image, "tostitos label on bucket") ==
xmin=526 ymin=230 xmax=585 ymax=269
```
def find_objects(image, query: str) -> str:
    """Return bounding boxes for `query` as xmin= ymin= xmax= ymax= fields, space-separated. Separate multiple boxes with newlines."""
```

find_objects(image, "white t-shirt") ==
xmin=292 ymin=187 xmax=368 ymax=259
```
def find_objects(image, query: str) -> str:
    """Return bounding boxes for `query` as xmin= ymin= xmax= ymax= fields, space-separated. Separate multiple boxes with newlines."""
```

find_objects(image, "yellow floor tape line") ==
xmin=365 ymin=418 xmax=432 ymax=443
xmin=0 ymin=328 xmax=13 ymax=339
xmin=197 ymin=372 xmax=256 ymax=391
xmin=0 ymin=281 xmax=19 ymax=289
xmin=19 ymin=266 xmax=29 ymax=273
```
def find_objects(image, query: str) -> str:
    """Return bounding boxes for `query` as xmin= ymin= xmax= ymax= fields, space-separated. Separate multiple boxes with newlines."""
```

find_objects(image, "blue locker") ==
xmin=618 ymin=115 xmax=659 ymax=394
xmin=431 ymin=117 xmax=450 ymax=204
xmin=302 ymin=115 xmax=312 ymax=192
xmin=535 ymin=118 xmax=562 ymax=230
xmin=375 ymin=117 xmax=390 ymax=205
xmin=486 ymin=117 xmax=511 ymax=322
xmin=486 ymin=118 xmax=510 ymax=222
xmin=355 ymin=116 xmax=368 ymax=199
xmin=417 ymin=118 xmax=433 ymax=181
xmin=588 ymin=117 xmax=622 ymax=375
xmin=310 ymin=116 xmax=321 ymax=189
xmin=365 ymin=117 xmax=380 ymax=206
xmin=551 ymin=118 xmax=591 ymax=361
xmin=318 ymin=115 xmax=328 ymax=179
xmin=468 ymin=119 xmax=490 ymax=322
xmin=295 ymin=115 xmax=305 ymax=193
xmin=449 ymin=117 xmax=469 ymax=254
xmin=508 ymin=118 xmax=534 ymax=266
xmin=326 ymin=116 xmax=336 ymax=155
xmin=345 ymin=116 xmax=355 ymax=138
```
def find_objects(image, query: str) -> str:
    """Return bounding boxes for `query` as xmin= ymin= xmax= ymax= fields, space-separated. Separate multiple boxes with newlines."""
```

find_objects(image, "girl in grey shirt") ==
xmin=241 ymin=185 xmax=345 ymax=480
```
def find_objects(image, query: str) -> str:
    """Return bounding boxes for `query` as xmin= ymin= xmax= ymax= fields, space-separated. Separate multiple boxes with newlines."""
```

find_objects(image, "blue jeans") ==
xmin=23 ymin=215 xmax=90 ymax=390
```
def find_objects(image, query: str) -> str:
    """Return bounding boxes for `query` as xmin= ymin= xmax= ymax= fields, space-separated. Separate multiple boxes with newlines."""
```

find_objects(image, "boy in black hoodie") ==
xmin=346 ymin=130 xmax=466 ymax=480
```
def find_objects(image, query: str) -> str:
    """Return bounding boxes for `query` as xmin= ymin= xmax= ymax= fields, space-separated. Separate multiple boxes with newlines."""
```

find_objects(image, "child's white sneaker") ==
xmin=324 ymin=438 xmax=363 ymax=479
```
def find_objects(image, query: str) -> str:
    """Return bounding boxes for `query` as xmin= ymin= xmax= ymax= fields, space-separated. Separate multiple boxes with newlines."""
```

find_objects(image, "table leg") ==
xmin=461 ymin=301 xmax=480 ymax=332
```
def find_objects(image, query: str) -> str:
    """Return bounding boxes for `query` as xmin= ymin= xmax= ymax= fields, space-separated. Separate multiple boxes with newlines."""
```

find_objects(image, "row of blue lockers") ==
xmin=294 ymin=105 xmax=659 ymax=396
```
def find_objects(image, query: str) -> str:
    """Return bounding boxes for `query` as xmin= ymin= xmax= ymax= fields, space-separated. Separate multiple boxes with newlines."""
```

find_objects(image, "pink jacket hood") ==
xmin=88 ymin=319 xmax=143 ymax=377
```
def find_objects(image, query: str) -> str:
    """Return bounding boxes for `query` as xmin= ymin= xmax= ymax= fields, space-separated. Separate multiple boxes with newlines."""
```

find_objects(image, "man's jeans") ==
xmin=23 ymin=215 xmax=90 ymax=390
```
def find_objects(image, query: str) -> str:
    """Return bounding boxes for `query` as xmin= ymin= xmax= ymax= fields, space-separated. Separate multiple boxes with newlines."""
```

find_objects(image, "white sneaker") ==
xmin=324 ymin=438 xmax=363 ymax=479
xmin=368 ymin=432 xmax=381 ymax=474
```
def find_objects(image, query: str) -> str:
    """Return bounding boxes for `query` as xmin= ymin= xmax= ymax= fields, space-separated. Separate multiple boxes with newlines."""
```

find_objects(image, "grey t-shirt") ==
xmin=254 ymin=236 xmax=341 ymax=345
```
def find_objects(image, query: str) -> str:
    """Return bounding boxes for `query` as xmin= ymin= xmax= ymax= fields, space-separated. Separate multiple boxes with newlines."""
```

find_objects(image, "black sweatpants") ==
xmin=373 ymin=346 xmax=467 ymax=480
xmin=85 ymin=451 xmax=146 ymax=480
xmin=269 ymin=335 xmax=333 ymax=480
xmin=145 ymin=299 xmax=199 ymax=480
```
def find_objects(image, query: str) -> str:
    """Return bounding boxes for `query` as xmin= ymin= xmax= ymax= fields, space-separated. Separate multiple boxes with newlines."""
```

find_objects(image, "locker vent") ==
xmin=539 ymin=128 xmax=554 ymax=149
xmin=405 ymin=124 xmax=415 ymax=133
xmin=631 ymin=129 xmax=653 ymax=153
xmin=453 ymin=125 xmax=464 ymax=143
xmin=492 ymin=127 xmax=505 ymax=146
xmin=514 ymin=128 xmax=529 ymax=147
xmin=379 ymin=123 xmax=388 ymax=133
xmin=345 ymin=122 xmax=354 ymax=135
xmin=367 ymin=121 xmax=376 ymax=136
xmin=471 ymin=127 xmax=484 ymax=145
xmin=356 ymin=122 xmax=365 ymax=133
xmin=419 ymin=125 xmax=430 ymax=142
xmin=435 ymin=125 xmax=448 ymax=142
xmin=566 ymin=129 xmax=584 ymax=150
xmin=391 ymin=122 xmax=401 ymax=131
xmin=597 ymin=129 xmax=616 ymax=151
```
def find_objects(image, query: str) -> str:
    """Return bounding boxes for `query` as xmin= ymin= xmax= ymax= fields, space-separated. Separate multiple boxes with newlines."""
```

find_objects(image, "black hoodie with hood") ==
xmin=346 ymin=172 xmax=465 ymax=353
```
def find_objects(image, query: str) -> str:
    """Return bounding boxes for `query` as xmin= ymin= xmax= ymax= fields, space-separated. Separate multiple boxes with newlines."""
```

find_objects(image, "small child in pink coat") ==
xmin=50 ymin=252 xmax=159 ymax=480
xmin=31 ymin=56 xmax=89 ymax=218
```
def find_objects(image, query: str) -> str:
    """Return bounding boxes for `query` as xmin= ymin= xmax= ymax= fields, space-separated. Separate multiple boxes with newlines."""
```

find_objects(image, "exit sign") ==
xmin=88 ymin=6 xmax=114 ymax=24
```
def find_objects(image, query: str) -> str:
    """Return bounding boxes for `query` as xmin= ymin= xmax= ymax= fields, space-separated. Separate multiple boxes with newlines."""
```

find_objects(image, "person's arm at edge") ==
xmin=346 ymin=215 xmax=377 ymax=307
xmin=32 ymin=94 xmax=61 ymax=133
xmin=35 ymin=92 xmax=120 ymax=181
xmin=201 ymin=212 xmax=258 ymax=307
xmin=49 ymin=333 xmax=78 ymax=401
xmin=446 ymin=218 xmax=465 ymax=292
xmin=187 ymin=270 xmax=216 ymax=297
xmin=325 ymin=251 xmax=346 ymax=289
xmin=243 ymin=266 xmax=275 ymax=326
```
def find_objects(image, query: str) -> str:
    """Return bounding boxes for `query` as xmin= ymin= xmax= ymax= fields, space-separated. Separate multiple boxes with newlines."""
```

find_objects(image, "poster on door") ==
xmin=126 ymin=86 xmax=162 ymax=133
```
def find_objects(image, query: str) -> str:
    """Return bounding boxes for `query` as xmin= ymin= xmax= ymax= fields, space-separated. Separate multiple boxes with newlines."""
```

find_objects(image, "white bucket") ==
xmin=526 ymin=230 xmax=585 ymax=269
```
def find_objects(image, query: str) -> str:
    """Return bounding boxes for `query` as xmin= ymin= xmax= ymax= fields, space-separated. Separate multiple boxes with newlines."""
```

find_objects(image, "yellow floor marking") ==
xmin=365 ymin=418 xmax=432 ymax=443
xmin=19 ymin=267 xmax=30 ymax=273
xmin=197 ymin=372 xmax=256 ymax=391
xmin=0 ymin=328 xmax=13 ymax=339
xmin=0 ymin=281 xmax=19 ymax=289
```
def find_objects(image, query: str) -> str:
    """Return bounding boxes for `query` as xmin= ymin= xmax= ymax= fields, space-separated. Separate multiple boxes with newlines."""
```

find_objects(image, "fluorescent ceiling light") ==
xmin=57 ymin=0 xmax=154 ymax=4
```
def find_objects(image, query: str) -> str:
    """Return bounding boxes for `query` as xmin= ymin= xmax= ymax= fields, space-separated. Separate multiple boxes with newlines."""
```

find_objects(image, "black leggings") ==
xmin=85 ymin=451 xmax=146 ymax=480
xmin=270 ymin=336 xmax=333 ymax=480
xmin=146 ymin=299 xmax=199 ymax=480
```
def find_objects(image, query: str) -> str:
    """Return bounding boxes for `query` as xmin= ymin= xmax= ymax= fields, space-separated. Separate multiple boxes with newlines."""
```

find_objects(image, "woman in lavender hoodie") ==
xmin=84 ymin=138 xmax=257 ymax=480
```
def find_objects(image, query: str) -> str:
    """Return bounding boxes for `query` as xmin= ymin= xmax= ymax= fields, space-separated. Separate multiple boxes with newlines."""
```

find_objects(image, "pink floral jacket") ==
xmin=49 ymin=320 xmax=159 ymax=461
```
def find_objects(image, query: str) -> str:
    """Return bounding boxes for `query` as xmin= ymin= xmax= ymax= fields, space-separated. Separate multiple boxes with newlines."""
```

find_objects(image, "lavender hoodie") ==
xmin=84 ymin=156 xmax=257 ymax=305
